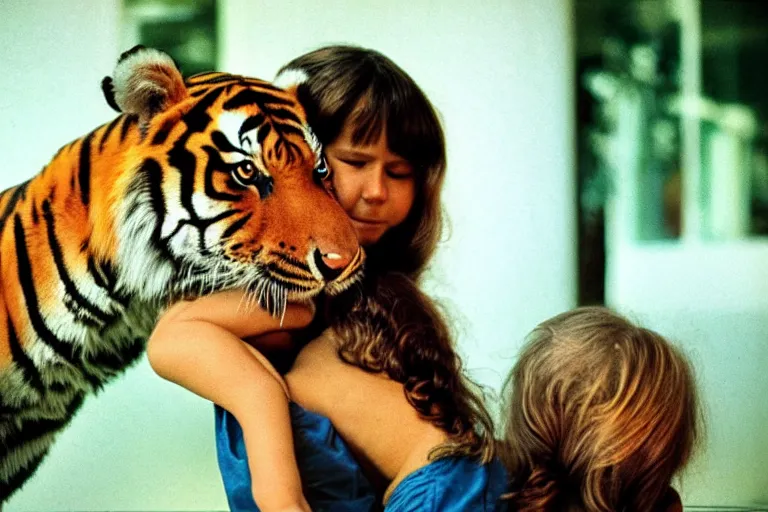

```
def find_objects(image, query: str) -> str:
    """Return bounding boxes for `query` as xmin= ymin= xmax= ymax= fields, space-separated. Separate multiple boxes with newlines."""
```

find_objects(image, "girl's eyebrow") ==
xmin=331 ymin=148 xmax=373 ymax=158
xmin=331 ymin=147 xmax=411 ymax=166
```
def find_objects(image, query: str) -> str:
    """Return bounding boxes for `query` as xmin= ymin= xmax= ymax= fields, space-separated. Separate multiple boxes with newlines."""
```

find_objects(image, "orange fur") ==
xmin=0 ymin=47 xmax=364 ymax=502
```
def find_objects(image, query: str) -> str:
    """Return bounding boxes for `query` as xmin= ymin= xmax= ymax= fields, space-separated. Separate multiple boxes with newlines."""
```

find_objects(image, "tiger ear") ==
xmin=273 ymin=68 xmax=309 ymax=96
xmin=101 ymin=45 xmax=189 ymax=133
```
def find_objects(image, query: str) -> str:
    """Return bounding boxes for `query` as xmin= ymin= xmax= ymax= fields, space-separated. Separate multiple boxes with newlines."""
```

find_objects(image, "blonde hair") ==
xmin=501 ymin=306 xmax=701 ymax=511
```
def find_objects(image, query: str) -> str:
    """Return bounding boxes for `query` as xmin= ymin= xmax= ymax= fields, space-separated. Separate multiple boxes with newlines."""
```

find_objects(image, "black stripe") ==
xmin=158 ymin=207 xmax=242 ymax=257
xmin=188 ymin=73 xmax=279 ymax=90
xmin=78 ymin=133 xmax=93 ymax=206
xmin=151 ymin=118 xmax=175 ymax=145
xmin=99 ymin=116 xmax=122 ymax=152
xmin=183 ymin=87 xmax=224 ymax=132
xmin=7 ymin=315 xmax=45 ymax=394
xmin=87 ymin=254 xmax=110 ymax=290
xmin=90 ymin=258 xmax=130 ymax=306
xmin=243 ymin=79 xmax=283 ymax=92
xmin=120 ymin=114 xmax=137 ymax=143
xmin=223 ymin=89 xmax=293 ymax=110
xmin=284 ymin=140 xmax=305 ymax=166
xmin=177 ymin=148 xmax=199 ymax=219
xmin=195 ymin=210 xmax=243 ymax=254
xmin=221 ymin=212 xmax=252 ymax=239
xmin=273 ymin=252 xmax=312 ymax=274
xmin=274 ymin=123 xmax=304 ymax=139
xmin=41 ymin=200 xmax=113 ymax=325
xmin=257 ymin=123 xmax=272 ymax=145
xmin=14 ymin=215 xmax=86 ymax=370
xmin=189 ymin=71 xmax=221 ymax=78
xmin=166 ymin=88 xmax=228 ymax=227
xmin=144 ymin=158 xmax=166 ymax=230
xmin=201 ymin=208 xmax=241 ymax=228
xmin=211 ymin=131 xmax=248 ymax=155
xmin=100 ymin=259 xmax=119 ymax=289
xmin=239 ymin=114 xmax=266 ymax=139
xmin=201 ymin=147 xmax=241 ymax=201
xmin=140 ymin=159 xmax=177 ymax=265
xmin=100 ymin=260 xmax=129 ymax=304
xmin=187 ymin=73 xmax=238 ymax=87
xmin=168 ymin=139 xmax=197 ymax=197
xmin=265 ymin=262 xmax=316 ymax=283
xmin=0 ymin=400 xmax=23 ymax=416
xmin=265 ymin=107 xmax=302 ymax=125
xmin=0 ymin=180 xmax=30 ymax=236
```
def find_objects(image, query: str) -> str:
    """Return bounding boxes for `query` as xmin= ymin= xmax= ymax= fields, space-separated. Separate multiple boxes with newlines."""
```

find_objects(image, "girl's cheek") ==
xmin=323 ymin=177 xmax=336 ymax=196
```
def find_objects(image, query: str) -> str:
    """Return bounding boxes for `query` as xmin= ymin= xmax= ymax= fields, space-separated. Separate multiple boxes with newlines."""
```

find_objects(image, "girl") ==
xmin=148 ymin=46 xmax=498 ymax=511
xmin=500 ymin=306 xmax=701 ymax=511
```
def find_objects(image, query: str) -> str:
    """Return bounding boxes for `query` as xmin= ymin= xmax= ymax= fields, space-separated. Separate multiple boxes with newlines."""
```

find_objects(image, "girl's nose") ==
xmin=361 ymin=169 xmax=387 ymax=202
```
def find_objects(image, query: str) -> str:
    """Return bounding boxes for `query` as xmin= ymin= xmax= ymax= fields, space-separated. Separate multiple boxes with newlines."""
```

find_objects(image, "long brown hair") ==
xmin=327 ymin=272 xmax=495 ymax=463
xmin=277 ymin=46 xmax=492 ymax=457
xmin=277 ymin=45 xmax=446 ymax=281
xmin=501 ymin=306 xmax=701 ymax=511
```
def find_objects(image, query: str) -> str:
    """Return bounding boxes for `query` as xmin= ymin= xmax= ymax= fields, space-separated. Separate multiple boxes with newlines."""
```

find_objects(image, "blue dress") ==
xmin=215 ymin=404 xmax=508 ymax=511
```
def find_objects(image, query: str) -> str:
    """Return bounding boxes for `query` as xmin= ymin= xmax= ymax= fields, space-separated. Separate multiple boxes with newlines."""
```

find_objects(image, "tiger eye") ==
xmin=236 ymin=161 xmax=257 ymax=182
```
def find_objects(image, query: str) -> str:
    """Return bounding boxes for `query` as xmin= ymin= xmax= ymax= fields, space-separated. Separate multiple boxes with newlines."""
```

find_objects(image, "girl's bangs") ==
xmin=349 ymin=83 xmax=443 ymax=175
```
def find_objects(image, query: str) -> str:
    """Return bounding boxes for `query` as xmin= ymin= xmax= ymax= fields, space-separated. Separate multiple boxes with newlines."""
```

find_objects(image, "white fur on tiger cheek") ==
xmin=304 ymin=127 xmax=322 ymax=165
xmin=114 ymin=186 xmax=175 ymax=301
xmin=273 ymin=68 xmax=308 ymax=90
xmin=111 ymin=48 xmax=178 ymax=113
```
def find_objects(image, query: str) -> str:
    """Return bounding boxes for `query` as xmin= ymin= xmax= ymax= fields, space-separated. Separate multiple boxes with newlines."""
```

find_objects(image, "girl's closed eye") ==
xmin=387 ymin=167 xmax=413 ymax=180
xmin=341 ymin=159 xmax=366 ymax=169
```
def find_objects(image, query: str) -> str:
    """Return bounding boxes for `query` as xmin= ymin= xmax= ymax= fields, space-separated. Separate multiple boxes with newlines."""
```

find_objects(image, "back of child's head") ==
xmin=276 ymin=45 xmax=446 ymax=280
xmin=501 ymin=306 xmax=700 ymax=511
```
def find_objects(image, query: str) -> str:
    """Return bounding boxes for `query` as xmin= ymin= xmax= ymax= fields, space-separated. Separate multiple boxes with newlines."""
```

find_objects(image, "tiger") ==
xmin=0 ymin=45 xmax=364 ymax=501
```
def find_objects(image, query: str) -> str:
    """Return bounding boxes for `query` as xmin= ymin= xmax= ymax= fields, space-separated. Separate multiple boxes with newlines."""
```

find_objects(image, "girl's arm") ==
xmin=147 ymin=290 xmax=313 ymax=512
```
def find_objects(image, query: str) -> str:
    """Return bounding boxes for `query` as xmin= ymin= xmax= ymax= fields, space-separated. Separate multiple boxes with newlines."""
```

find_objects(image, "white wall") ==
xmin=2 ymin=1 xmax=576 ymax=510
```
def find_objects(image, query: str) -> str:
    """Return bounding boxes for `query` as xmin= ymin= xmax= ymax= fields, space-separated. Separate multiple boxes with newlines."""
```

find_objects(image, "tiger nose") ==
xmin=313 ymin=248 xmax=352 ymax=282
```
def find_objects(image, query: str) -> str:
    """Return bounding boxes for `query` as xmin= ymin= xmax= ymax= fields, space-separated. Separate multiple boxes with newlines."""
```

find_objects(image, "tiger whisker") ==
xmin=278 ymin=286 xmax=287 ymax=327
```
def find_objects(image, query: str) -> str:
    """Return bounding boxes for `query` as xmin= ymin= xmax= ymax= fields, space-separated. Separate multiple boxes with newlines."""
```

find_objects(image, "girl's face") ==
xmin=325 ymin=121 xmax=416 ymax=246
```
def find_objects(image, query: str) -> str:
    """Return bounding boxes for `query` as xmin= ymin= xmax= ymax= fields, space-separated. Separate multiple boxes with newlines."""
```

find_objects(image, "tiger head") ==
xmin=99 ymin=46 xmax=363 ymax=315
